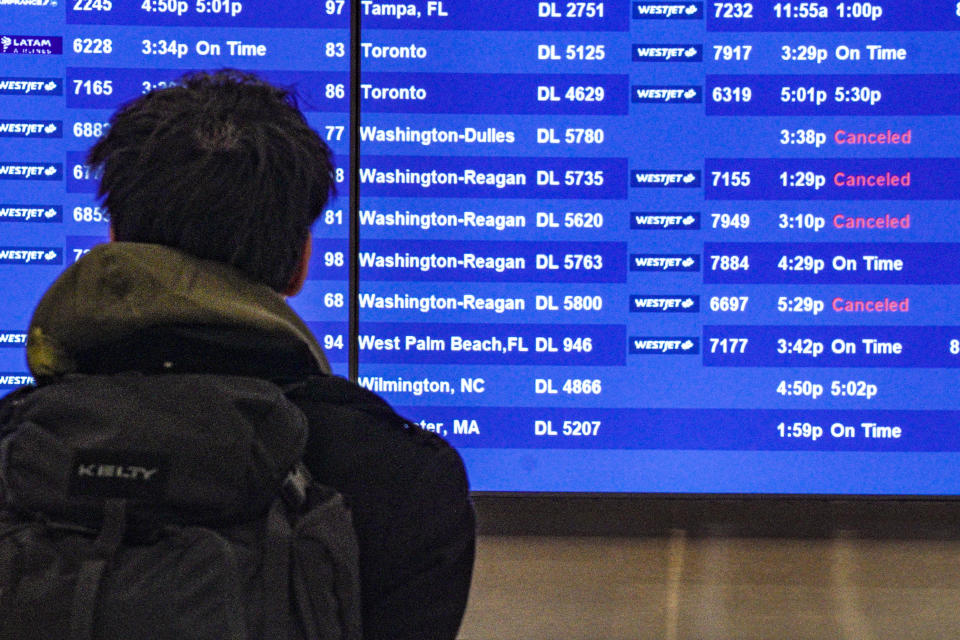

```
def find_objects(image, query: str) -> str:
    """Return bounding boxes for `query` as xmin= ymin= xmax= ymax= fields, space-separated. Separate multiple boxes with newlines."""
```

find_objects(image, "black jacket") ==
xmin=2 ymin=242 xmax=475 ymax=640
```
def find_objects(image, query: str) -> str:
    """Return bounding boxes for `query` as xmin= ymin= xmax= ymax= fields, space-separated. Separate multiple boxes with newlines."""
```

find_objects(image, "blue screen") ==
xmin=4 ymin=0 xmax=960 ymax=494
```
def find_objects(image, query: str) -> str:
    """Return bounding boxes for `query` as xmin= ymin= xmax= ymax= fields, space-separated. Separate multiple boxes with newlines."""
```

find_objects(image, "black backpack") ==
xmin=0 ymin=372 xmax=361 ymax=640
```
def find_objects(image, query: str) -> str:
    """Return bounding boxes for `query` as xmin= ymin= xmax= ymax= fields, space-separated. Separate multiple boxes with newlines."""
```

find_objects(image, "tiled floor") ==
xmin=457 ymin=533 xmax=960 ymax=639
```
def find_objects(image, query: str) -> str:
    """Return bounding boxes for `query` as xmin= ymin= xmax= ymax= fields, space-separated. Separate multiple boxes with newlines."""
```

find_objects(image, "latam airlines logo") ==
xmin=0 ymin=120 xmax=61 ymax=138
xmin=632 ymin=170 xmax=701 ymax=188
xmin=0 ymin=36 xmax=62 ymax=55
xmin=633 ymin=2 xmax=701 ymax=19
xmin=0 ymin=163 xmax=61 ymax=179
xmin=633 ymin=86 xmax=701 ymax=103
xmin=631 ymin=212 xmax=700 ymax=230
xmin=0 ymin=205 xmax=61 ymax=222
xmin=0 ymin=78 xmax=61 ymax=95
xmin=629 ymin=337 xmax=699 ymax=355
xmin=630 ymin=254 xmax=700 ymax=272
xmin=633 ymin=45 xmax=702 ymax=62
xmin=0 ymin=247 xmax=62 ymax=264
xmin=0 ymin=332 xmax=27 ymax=347
xmin=630 ymin=295 xmax=699 ymax=312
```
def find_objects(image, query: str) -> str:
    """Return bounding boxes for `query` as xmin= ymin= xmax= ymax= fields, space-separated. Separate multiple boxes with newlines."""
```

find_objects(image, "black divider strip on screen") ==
xmin=348 ymin=0 xmax=362 ymax=381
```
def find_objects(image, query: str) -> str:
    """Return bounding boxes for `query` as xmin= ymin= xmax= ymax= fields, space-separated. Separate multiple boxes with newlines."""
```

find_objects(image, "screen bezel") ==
xmin=471 ymin=492 xmax=960 ymax=538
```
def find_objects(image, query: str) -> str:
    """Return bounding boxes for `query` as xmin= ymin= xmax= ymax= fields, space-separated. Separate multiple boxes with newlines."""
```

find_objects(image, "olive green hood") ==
xmin=26 ymin=242 xmax=330 ymax=378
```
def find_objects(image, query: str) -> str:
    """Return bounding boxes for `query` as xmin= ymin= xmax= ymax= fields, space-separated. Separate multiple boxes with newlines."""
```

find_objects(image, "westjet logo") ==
xmin=633 ymin=86 xmax=700 ymax=103
xmin=0 ymin=332 xmax=27 ymax=346
xmin=631 ymin=171 xmax=700 ymax=188
xmin=629 ymin=337 xmax=699 ymax=354
xmin=0 ymin=163 xmax=60 ymax=179
xmin=631 ymin=213 xmax=699 ymax=230
xmin=633 ymin=45 xmax=702 ymax=62
xmin=0 ymin=120 xmax=60 ymax=137
xmin=630 ymin=296 xmax=699 ymax=312
xmin=0 ymin=247 xmax=61 ymax=264
xmin=0 ymin=374 xmax=34 ymax=387
xmin=633 ymin=2 xmax=701 ymax=19
xmin=0 ymin=78 xmax=60 ymax=95
xmin=630 ymin=254 xmax=700 ymax=272
xmin=0 ymin=205 xmax=61 ymax=222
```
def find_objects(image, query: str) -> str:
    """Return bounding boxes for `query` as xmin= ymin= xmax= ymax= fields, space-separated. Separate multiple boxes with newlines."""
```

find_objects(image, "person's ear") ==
xmin=283 ymin=235 xmax=312 ymax=297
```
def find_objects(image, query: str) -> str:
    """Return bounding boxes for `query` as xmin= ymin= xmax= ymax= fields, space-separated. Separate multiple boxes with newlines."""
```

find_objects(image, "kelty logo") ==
xmin=76 ymin=464 xmax=159 ymax=481
xmin=71 ymin=450 xmax=168 ymax=499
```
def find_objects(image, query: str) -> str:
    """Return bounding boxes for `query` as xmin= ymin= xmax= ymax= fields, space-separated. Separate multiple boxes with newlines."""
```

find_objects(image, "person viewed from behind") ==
xmin=0 ymin=69 xmax=474 ymax=640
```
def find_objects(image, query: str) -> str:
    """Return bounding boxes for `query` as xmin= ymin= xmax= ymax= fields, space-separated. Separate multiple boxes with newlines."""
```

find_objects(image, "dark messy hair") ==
xmin=86 ymin=69 xmax=335 ymax=292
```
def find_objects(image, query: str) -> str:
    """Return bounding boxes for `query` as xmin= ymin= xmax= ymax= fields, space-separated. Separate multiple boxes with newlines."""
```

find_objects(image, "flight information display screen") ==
xmin=0 ymin=0 xmax=352 ymax=372
xmin=4 ymin=1 xmax=960 ymax=494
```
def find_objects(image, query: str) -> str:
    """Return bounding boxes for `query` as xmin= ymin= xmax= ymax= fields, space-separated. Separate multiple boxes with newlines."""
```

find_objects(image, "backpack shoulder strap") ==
xmin=263 ymin=499 xmax=294 ymax=640
xmin=69 ymin=499 xmax=126 ymax=640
